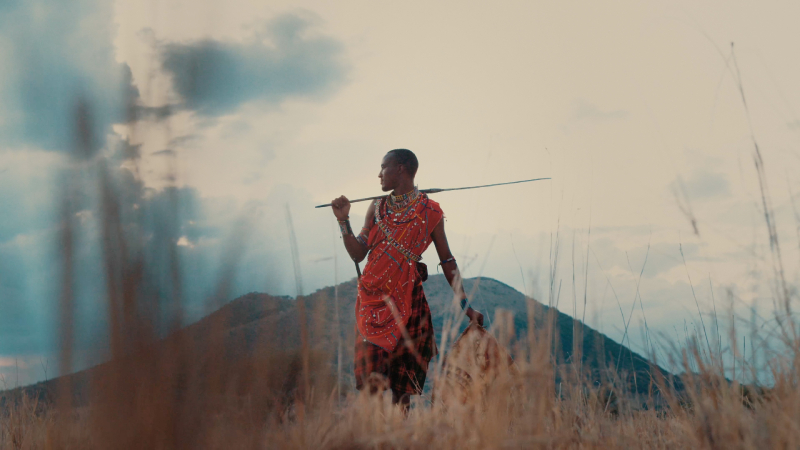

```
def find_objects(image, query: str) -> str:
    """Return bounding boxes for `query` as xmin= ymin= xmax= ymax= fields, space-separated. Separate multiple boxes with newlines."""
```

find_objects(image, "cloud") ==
xmin=0 ymin=152 xmax=66 ymax=357
xmin=570 ymin=100 xmax=628 ymax=123
xmin=168 ymin=135 xmax=201 ymax=148
xmin=151 ymin=149 xmax=176 ymax=157
xmin=0 ymin=0 xmax=21 ymax=13
xmin=160 ymin=13 xmax=348 ymax=117
xmin=673 ymin=169 xmax=730 ymax=200
xmin=0 ymin=230 xmax=58 ymax=356
xmin=0 ymin=4 xmax=350 ymax=369
xmin=0 ymin=151 xmax=63 ymax=243
xmin=136 ymin=104 xmax=174 ymax=121
xmin=0 ymin=143 xmax=237 ymax=365
xmin=561 ymin=100 xmax=629 ymax=134
xmin=590 ymin=237 xmax=699 ymax=280
xmin=0 ymin=357 xmax=25 ymax=368
xmin=0 ymin=0 xmax=137 ymax=154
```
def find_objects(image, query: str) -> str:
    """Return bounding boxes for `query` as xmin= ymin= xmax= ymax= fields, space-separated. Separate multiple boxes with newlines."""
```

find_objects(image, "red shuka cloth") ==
xmin=356 ymin=193 xmax=444 ymax=352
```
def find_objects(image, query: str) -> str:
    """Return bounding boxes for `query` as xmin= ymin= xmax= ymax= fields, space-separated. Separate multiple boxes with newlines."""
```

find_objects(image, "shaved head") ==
xmin=386 ymin=149 xmax=418 ymax=176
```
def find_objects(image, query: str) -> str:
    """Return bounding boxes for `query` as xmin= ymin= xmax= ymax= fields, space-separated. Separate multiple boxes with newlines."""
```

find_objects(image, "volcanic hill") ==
xmin=3 ymin=275 xmax=674 ymax=406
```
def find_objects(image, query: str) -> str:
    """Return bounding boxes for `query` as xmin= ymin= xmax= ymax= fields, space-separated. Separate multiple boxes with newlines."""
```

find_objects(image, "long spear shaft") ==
xmin=314 ymin=177 xmax=550 ymax=208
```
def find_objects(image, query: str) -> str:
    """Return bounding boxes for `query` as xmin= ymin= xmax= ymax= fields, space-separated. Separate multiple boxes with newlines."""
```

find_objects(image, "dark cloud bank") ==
xmin=0 ymin=1 xmax=349 ymax=376
xmin=0 ymin=2 xmax=347 ymax=153
xmin=161 ymin=13 xmax=348 ymax=116
xmin=0 ymin=0 xmax=138 ymax=154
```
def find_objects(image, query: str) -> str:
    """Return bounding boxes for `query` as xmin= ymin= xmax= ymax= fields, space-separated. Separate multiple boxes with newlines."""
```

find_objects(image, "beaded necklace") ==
xmin=387 ymin=186 xmax=420 ymax=213
xmin=374 ymin=194 xmax=426 ymax=264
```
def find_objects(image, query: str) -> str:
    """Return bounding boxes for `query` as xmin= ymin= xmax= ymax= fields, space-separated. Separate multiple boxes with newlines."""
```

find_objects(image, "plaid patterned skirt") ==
xmin=354 ymin=280 xmax=437 ymax=395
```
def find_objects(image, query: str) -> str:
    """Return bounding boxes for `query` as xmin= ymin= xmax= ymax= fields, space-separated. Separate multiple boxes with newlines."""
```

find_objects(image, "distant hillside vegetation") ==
xmin=2 ymin=275 xmax=677 ymax=407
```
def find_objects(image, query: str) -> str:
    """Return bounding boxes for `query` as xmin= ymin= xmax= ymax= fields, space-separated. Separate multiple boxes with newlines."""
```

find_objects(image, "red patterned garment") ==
xmin=357 ymin=191 xmax=444 ymax=352
xmin=354 ymin=279 xmax=437 ymax=395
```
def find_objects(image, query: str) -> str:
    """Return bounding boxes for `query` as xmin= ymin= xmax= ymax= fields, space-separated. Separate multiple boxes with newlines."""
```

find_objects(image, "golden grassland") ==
xmin=2 ymin=321 xmax=800 ymax=450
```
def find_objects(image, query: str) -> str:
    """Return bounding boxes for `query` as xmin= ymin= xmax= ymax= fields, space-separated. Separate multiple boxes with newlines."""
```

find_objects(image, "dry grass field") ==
xmin=2 ymin=313 xmax=799 ymax=450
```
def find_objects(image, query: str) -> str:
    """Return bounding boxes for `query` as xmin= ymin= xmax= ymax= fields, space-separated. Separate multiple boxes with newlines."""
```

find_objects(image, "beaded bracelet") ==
xmin=438 ymin=257 xmax=456 ymax=273
xmin=338 ymin=219 xmax=353 ymax=236
xmin=355 ymin=226 xmax=369 ymax=246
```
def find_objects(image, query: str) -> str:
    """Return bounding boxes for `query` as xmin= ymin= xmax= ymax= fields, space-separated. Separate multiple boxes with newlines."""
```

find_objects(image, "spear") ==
xmin=319 ymin=177 xmax=550 ymax=279
xmin=314 ymin=177 xmax=550 ymax=208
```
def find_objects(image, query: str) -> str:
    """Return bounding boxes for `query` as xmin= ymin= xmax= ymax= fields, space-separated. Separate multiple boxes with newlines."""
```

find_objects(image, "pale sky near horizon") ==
xmin=1 ymin=0 xmax=799 ymax=385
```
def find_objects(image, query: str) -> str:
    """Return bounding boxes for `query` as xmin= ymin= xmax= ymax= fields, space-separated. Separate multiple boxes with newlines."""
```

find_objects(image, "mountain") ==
xmin=308 ymin=274 xmax=674 ymax=395
xmin=2 ymin=275 xmax=675 ymax=406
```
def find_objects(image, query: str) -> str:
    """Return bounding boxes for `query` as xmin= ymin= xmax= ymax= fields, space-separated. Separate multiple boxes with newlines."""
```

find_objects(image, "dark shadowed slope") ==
xmin=2 ymin=275 xmax=675 ymax=406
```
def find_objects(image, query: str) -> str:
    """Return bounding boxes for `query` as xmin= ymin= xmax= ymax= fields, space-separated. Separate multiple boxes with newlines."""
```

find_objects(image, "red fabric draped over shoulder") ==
xmin=356 ymin=193 xmax=444 ymax=352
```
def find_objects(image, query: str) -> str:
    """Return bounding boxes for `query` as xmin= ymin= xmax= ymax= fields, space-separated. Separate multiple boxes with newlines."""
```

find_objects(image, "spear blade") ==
xmin=314 ymin=177 xmax=550 ymax=208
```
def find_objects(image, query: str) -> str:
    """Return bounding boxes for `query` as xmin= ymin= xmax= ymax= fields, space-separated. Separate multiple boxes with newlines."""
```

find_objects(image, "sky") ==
xmin=1 ymin=0 xmax=799 ymax=386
